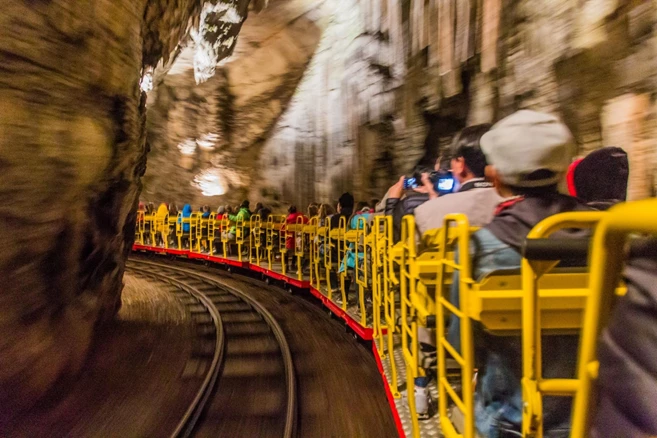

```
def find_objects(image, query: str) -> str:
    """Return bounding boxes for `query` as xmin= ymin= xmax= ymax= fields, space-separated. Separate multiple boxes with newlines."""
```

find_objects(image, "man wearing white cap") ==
xmin=448 ymin=110 xmax=591 ymax=437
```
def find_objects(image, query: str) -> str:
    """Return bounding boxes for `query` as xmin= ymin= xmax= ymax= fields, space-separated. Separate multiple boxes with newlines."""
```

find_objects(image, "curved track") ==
xmin=127 ymin=259 xmax=297 ymax=438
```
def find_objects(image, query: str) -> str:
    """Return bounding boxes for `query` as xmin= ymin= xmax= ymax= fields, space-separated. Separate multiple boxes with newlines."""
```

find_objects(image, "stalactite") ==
xmin=481 ymin=0 xmax=501 ymax=72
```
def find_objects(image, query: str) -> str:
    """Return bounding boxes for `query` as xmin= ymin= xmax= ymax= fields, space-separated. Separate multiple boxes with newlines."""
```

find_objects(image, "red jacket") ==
xmin=285 ymin=212 xmax=307 ymax=250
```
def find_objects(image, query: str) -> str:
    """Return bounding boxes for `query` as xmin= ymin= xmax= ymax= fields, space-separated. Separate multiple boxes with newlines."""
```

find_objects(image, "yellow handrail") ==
xmin=571 ymin=199 xmax=657 ymax=437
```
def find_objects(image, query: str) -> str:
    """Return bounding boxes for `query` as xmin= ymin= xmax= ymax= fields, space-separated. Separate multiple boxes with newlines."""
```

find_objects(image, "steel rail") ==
xmin=127 ymin=262 xmax=225 ymax=438
xmin=128 ymin=258 xmax=297 ymax=438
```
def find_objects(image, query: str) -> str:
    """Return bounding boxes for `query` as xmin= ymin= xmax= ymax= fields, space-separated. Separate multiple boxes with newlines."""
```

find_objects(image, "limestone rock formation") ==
xmin=146 ymin=0 xmax=657 ymax=210
xmin=0 ymin=0 xmax=250 ymax=418
xmin=142 ymin=0 xmax=323 ymax=208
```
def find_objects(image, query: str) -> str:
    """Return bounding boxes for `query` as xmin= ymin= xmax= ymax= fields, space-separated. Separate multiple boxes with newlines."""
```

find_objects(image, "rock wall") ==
xmin=0 ymin=0 xmax=250 ymax=418
xmin=143 ymin=0 xmax=323 ymax=208
xmin=252 ymin=0 xmax=657 ymax=207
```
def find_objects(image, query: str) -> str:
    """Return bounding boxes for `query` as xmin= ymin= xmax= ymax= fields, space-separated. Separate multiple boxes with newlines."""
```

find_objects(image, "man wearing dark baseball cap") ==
xmin=448 ymin=110 xmax=591 ymax=437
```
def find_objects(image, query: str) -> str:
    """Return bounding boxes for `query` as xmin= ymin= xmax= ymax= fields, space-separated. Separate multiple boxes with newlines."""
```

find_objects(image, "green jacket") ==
xmin=228 ymin=207 xmax=251 ymax=234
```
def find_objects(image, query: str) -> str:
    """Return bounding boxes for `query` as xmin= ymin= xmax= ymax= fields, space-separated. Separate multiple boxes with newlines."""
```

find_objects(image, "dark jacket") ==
xmin=593 ymin=239 xmax=657 ymax=437
xmin=486 ymin=192 xmax=591 ymax=252
xmin=385 ymin=192 xmax=429 ymax=242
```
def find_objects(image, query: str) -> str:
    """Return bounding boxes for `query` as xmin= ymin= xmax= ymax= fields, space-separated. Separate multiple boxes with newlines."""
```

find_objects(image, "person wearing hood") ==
xmin=225 ymin=200 xmax=251 ymax=240
xmin=566 ymin=146 xmax=629 ymax=210
xmin=178 ymin=204 xmax=192 ymax=233
xmin=449 ymin=110 xmax=591 ymax=437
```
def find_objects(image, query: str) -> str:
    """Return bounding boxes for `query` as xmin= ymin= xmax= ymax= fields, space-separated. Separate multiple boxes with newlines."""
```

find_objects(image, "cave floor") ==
xmin=0 ymin=274 xmax=199 ymax=438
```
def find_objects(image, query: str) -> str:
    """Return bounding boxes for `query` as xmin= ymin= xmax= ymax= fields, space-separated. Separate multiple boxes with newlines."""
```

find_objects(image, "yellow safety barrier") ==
xmin=399 ymin=215 xmax=422 ymax=436
xmin=310 ymin=217 xmax=323 ymax=289
xmin=135 ymin=210 xmax=145 ymax=245
xmin=520 ymin=212 xmax=604 ymax=438
xmin=220 ymin=215 xmax=230 ymax=258
xmin=304 ymin=218 xmax=318 ymax=284
xmin=249 ymin=214 xmax=263 ymax=266
xmin=235 ymin=215 xmax=245 ymax=262
xmin=376 ymin=215 xmax=401 ymax=399
xmin=354 ymin=216 xmax=371 ymax=326
xmin=320 ymin=221 xmax=332 ymax=296
xmin=329 ymin=216 xmax=348 ymax=308
xmin=571 ymin=199 xmax=657 ymax=437
xmin=435 ymin=212 xmax=603 ymax=438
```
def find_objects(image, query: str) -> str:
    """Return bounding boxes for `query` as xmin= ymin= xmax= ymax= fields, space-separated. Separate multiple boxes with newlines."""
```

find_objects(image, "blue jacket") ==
xmin=178 ymin=204 xmax=192 ymax=232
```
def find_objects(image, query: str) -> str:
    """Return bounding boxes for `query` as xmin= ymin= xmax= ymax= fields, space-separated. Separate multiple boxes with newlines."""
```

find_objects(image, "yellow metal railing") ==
xmin=571 ymin=199 xmax=657 ymax=437
xmin=521 ymin=212 xmax=604 ymax=438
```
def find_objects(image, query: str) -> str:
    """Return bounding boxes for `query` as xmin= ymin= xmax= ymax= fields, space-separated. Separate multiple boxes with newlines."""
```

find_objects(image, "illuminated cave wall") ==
xmin=145 ymin=0 xmax=657 ymax=211
xmin=0 ymin=0 xmax=253 ymax=417
xmin=254 ymin=0 xmax=657 ymax=207
xmin=142 ymin=0 xmax=323 ymax=208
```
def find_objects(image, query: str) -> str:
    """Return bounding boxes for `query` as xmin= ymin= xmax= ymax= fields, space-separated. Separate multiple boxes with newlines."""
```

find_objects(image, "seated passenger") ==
xmin=349 ymin=201 xmax=372 ymax=229
xmin=318 ymin=203 xmax=335 ymax=227
xmin=411 ymin=124 xmax=504 ymax=419
xmin=451 ymin=110 xmax=590 ymax=437
xmin=566 ymin=146 xmax=629 ymax=210
xmin=285 ymin=205 xmax=308 ymax=270
xmin=224 ymin=200 xmax=251 ymax=241
xmin=414 ymin=124 xmax=504 ymax=236
xmin=329 ymin=193 xmax=355 ymax=297
xmin=593 ymin=238 xmax=657 ymax=437
xmin=257 ymin=205 xmax=272 ymax=221
xmin=307 ymin=204 xmax=319 ymax=219
xmin=385 ymin=171 xmax=430 ymax=242
xmin=179 ymin=204 xmax=192 ymax=233
xmin=201 ymin=205 xmax=211 ymax=219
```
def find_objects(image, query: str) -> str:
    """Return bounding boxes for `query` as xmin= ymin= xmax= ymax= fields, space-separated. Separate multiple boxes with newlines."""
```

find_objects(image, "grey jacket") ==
xmin=414 ymin=186 xmax=505 ymax=236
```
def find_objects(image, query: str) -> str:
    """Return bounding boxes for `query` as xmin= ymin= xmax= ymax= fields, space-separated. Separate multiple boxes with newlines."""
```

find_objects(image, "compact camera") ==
xmin=403 ymin=170 xmax=455 ymax=195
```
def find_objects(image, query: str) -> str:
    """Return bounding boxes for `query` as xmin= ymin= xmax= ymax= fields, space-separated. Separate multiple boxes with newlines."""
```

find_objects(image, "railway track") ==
xmin=127 ymin=258 xmax=297 ymax=438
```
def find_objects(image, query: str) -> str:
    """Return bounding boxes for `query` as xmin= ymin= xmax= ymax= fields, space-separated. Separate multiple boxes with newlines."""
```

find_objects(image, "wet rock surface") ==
xmin=0 ymin=0 xmax=250 ymax=416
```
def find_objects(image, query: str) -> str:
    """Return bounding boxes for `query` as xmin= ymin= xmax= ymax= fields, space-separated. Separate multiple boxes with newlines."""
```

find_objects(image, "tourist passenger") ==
xmin=385 ymin=172 xmax=430 ymax=242
xmin=329 ymin=193 xmax=355 ymax=297
xmin=410 ymin=124 xmax=504 ymax=418
xmin=318 ymin=203 xmax=335 ymax=227
xmin=349 ymin=201 xmax=372 ymax=229
xmin=179 ymin=204 xmax=192 ymax=233
xmin=593 ymin=238 xmax=657 ymax=437
xmin=257 ymin=205 xmax=272 ymax=221
xmin=201 ymin=205 xmax=211 ymax=219
xmin=307 ymin=204 xmax=319 ymax=219
xmin=566 ymin=146 xmax=629 ymax=210
xmin=285 ymin=205 xmax=307 ymax=270
xmin=330 ymin=193 xmax=354 ymax=229
xmin=413 ymin=124 xmax=503 ymax=235
xmin=225 ymin=200 xmax=251 ymax=240
xmin=450 ymin=110 xmax=590 ymax=437
xmin=216 ymin=205 xmax=226 ymax=220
